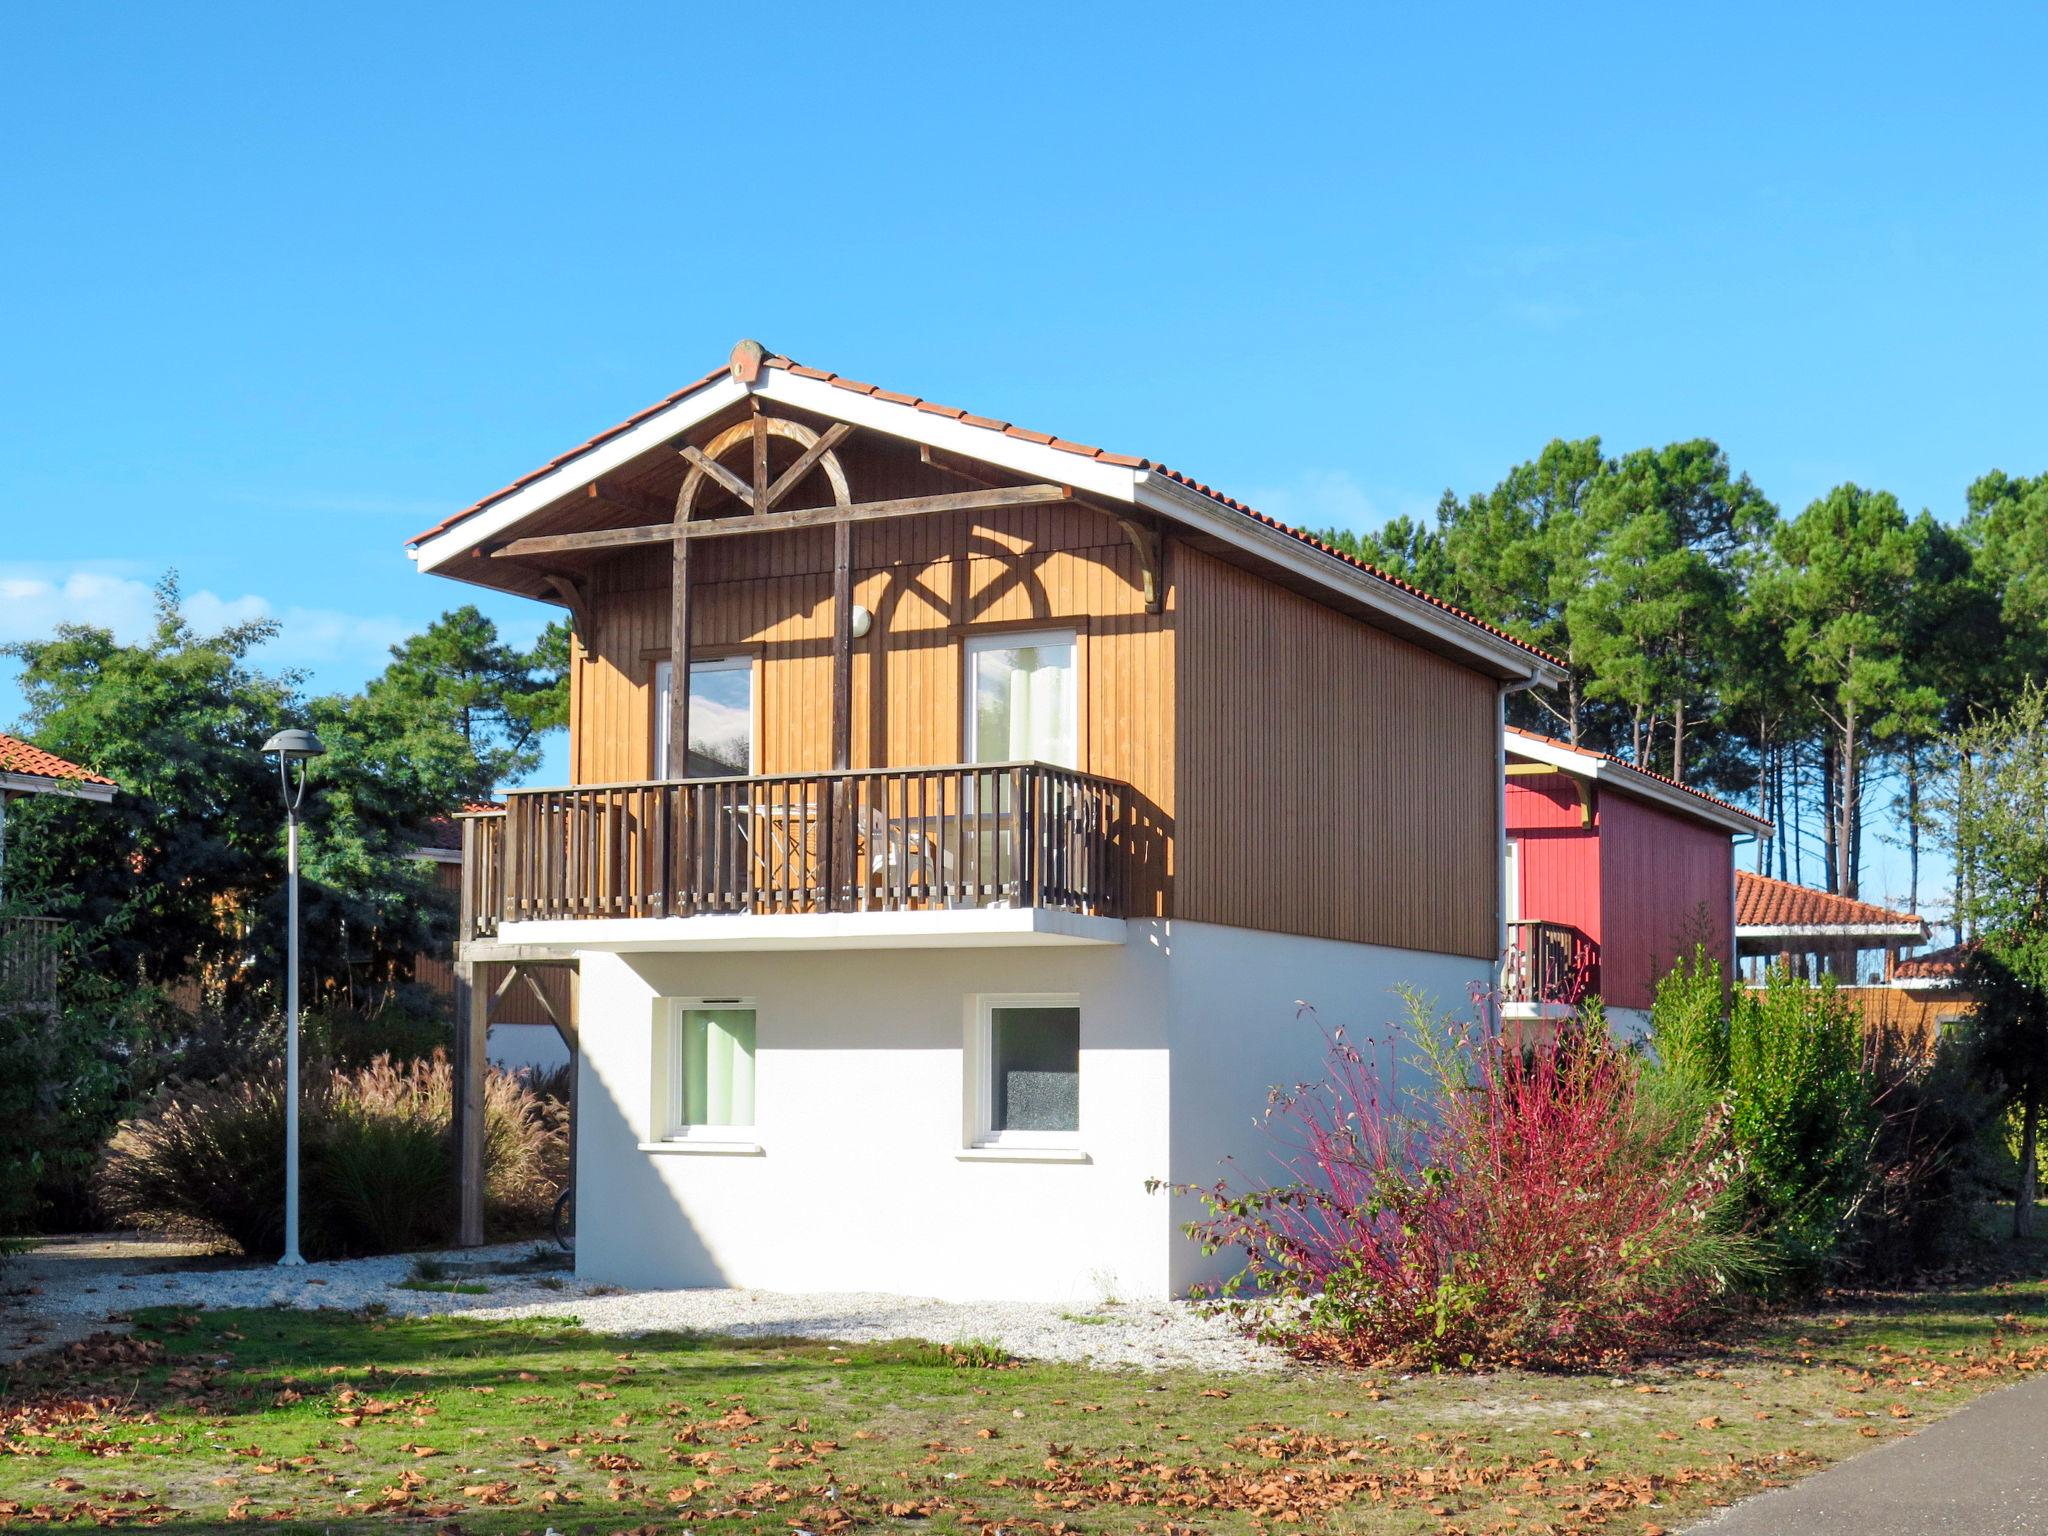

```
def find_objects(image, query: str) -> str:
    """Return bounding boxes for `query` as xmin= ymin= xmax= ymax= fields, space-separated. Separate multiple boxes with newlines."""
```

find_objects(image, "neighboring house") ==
xmin=409 ymin=340 xmax=1562 ymax=1302
xmin=0 ymin=733 xmax=118 ymax=1007
xmin=1734 ymin=873 xmax=1950 ymax=1044
xmin=1733 ymin=872 xmax=1929 ymax=983
xmin=409 ymin=806 xmax=571 ymax=1072
xmin=1886 ymin=942 xmax=1980 ymax=1044
xmin=1502 ymin=729 xmax=1772 ymax=1033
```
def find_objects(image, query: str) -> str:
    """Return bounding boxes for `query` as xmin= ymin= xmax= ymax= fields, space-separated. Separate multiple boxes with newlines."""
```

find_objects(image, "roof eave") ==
xmin=406 ymin=365 xmax=1560 ymax=686
xmin=1736 ymin=922 xmax=1930 ymax=941
xmin=1506 ymin=736 xmax=1771 ymax=836
xmin=408 ymin=374 xmax=751 ymax=574
xmin=0 ymin=772 xmax=117 ymax=802
xmin=1135 ymin=472 xmax=1561 ymax=685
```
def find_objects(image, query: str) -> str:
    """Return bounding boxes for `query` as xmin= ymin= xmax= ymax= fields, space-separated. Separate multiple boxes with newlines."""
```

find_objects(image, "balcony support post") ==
xmin=450 ymin=957 xmax=491 ymax=1247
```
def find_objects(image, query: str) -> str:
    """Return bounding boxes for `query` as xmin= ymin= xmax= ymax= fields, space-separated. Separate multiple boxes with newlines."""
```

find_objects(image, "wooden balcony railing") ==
xmin=462 ymin=762 xmax=1127 ymax=940
xmin=0 ymin=916 xmax=66 ymax=1008
xmin=1500 ymin=919 xmax=1600 ymax=1007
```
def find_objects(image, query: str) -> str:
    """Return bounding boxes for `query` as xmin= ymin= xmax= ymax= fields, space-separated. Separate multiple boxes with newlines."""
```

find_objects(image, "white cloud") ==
xmin=0 ymin=565 xmax=408 ymax=675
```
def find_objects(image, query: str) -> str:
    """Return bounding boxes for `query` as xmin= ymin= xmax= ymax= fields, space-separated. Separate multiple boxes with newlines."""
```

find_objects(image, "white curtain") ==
xmin=974 ymin=640 xmax=1075 ymax=766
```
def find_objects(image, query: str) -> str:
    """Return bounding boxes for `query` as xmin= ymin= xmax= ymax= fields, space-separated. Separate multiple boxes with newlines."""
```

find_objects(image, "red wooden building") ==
xmin=1503 ymin=729 xmax=1773 ymax=1028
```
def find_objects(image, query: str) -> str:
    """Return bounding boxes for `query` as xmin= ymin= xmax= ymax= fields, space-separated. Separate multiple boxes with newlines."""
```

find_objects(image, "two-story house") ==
xmin=411 ymin=342 xmax=1561 ymax=1303
xmin=1503 ymin=728 xmax=1772 ymax=1033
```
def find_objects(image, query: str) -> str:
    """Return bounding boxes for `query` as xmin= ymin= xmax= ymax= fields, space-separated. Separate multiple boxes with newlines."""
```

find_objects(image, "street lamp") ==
xmin=261 ymin=727 xmax=325 ymax=1267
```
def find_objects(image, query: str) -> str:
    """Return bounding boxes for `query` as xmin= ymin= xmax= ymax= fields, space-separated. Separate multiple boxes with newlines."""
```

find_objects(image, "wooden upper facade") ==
xmin=418 ymin=344 xmax=1559 ymax=962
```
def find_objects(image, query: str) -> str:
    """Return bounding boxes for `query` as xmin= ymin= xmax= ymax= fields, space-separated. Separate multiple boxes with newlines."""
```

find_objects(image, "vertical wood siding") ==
xmin=565 ymin=499 xmax=1175 ymax=915
xmin=1595 ymin=792 xmax=1735 ymax=1011
xmin=1506 ymin=774 xmax=1603 ymax=942
xmin=1173 ymin=547 xmax=1498 ymax=959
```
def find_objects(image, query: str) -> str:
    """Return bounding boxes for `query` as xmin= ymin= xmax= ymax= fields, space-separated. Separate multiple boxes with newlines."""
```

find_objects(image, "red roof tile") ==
xmin=1892 ymin=942 xmax=1974 ymax=982
xmin=1505 ymin=725 xmax=1770 ymax=830
xmin=415 ymin=802 xmax=505 ymax=852
xmin=1735 ymin=871 xmax=1925 ymax=932
xmin=405 ymin=348 xmax=1559 ymax=669
xmin=0 ymin=734 xmax=116 ymax=788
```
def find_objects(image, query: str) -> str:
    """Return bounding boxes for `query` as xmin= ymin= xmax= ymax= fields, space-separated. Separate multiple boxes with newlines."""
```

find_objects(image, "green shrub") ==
xmin=1727 ymin=972 xmax=1876 ymax=1280
xmin=96 ymin=1052 xmax=564 ymax=1259
xmin=302 ymin=998 xmax=451 ymax=1071
xmin=0 ymin=961 xmax=165 ymax=1232
xmin=1650 ymin=956 xmax=1876 ymax=1288
xmin=1841 ymin=1025 xmax=1999 ymax=1279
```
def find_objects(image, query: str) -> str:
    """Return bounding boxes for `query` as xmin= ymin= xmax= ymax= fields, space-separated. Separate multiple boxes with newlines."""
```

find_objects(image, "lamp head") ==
xmin=261 ymin=729 xmax=327 ymax=762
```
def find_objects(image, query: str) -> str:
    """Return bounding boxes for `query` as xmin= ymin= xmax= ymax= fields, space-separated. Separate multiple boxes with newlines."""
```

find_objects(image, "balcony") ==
xmin=1500 ymin=919 xmax=1600 ymax=1010
xmin=461 ymin=762 xmax=1129 ymax=946
xmin=0 ymin=916 xmax=65 ymax=1010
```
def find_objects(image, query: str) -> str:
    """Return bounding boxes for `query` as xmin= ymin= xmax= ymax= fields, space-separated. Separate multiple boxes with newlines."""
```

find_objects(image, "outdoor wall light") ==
xmin=849 ymin=604 xmax=874 ymax=639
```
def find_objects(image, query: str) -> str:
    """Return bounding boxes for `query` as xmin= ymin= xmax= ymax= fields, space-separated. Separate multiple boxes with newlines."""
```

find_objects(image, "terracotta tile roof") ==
xmin=0 ymin=733 xmax=116 ymax=788
xmin=1892 ymin=942 xmax=1975 ymax=983
xmin=1735 ymin=871 xmax=1925 ymax=933
xmin=406 ymin=348 xmax=1560 ymax=669
xmin=414 ymin=802 xmax=504 ymax=853
xmin=1504 ymin=725 xmax=1771 ymax=830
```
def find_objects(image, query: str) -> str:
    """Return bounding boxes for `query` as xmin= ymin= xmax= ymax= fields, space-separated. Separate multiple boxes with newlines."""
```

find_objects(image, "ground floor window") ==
xmin=971 ymin=995 xmax=1080 ymax=1146
xmin=666 ymin=1000 xmax=756 ymax=1137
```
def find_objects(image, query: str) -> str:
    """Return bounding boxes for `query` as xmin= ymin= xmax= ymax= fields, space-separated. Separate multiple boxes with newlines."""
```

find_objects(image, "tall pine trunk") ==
xmin=1906 ymin=743 xmax=1921 ymax=916
xmin=1791 ymin=741 xmax=1805 ymax=887
xmin=1673 ymin=695 xmax=1687 ymax=784
xmin=1821 ymin=735 xmax=1840 ymax=894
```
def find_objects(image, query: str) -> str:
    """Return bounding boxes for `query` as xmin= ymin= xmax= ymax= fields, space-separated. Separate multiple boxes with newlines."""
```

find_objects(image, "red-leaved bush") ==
xmin=1174 ymin=990 xmax=1749 ymax=1369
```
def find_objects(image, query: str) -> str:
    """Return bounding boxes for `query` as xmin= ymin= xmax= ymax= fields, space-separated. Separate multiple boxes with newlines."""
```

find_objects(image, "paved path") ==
xmin=0 ymin=1233 xmax=218 ymax=1365
xmin=1696 ymin=1372 xmax=2048 ymax=1534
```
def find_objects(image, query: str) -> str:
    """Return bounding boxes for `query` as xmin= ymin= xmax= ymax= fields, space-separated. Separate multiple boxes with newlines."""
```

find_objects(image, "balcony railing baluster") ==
xmin=458 ymin=762 xmax=1127 ymax=942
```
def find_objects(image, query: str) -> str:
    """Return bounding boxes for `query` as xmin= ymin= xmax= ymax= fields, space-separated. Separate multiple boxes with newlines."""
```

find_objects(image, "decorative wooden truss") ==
xmin=487 ymin=345 xmax=1167 ymax=780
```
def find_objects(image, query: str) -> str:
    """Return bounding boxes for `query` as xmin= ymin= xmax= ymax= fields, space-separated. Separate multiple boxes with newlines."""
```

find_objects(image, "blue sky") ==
xmin=4 ymin=3 xmax=2043 ymax=919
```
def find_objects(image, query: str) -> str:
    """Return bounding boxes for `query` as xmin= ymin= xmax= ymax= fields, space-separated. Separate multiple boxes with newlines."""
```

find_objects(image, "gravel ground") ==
xmin=23 ymin=1240 xmax=1286 ymax=1374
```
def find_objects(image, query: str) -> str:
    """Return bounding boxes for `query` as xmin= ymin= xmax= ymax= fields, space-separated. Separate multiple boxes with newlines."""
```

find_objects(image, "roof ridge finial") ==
xmin=730 ymin=339 xmax=767 ymax=385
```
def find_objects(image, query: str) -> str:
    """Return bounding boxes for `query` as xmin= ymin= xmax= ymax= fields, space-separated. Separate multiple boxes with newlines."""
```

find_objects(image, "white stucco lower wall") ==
xmin=1160 ymin=924 xmax=1491 ymax=1294
xmin=573 ymin=941 xmax=1172 ymax=1304
xmin=571 ymin=922 xmax=1490 ymax=1303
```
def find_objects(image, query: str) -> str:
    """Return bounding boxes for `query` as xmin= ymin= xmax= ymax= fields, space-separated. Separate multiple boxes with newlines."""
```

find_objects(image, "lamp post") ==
xmin=261 ymin=728 xmax=325 ymax=1267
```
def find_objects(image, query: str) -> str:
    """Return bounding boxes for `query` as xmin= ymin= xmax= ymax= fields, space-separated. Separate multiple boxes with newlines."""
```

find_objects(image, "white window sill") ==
xmin=638 ymin=1138 xmax=764 ymax=1157
xmin=955 ymin=1145 xmax=1091 ymax=1165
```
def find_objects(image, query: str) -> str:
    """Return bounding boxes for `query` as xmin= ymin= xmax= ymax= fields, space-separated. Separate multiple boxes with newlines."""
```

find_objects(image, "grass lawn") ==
xmin=2 ymin=1283 xmax=2046 ymax=1535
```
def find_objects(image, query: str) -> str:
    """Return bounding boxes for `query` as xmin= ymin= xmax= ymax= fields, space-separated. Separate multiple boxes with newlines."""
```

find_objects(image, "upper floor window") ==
xmin=654 ymin=657 xmax=755 ymax=779
xmin=965 ymin=631 xmax=1076 ymax=768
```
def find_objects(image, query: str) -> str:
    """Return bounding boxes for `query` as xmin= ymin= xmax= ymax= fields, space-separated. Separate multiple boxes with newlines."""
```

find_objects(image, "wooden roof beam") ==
xmin=488 ymin=484 xmax=1074 ymax=561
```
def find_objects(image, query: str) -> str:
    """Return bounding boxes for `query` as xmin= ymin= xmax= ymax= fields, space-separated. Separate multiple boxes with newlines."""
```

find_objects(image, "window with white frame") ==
xmin=653 ymin=656 xmax=755 ymax=779
xmin=964 ymin=631 xmax=1077 ymax=767
xmin=970 ymin=995 xmax=1080 ymax=1146
xmin=662 ymin=1000 xmax=756 ymax=1139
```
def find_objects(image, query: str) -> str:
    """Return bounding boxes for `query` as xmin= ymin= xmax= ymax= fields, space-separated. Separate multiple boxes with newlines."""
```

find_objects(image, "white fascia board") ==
xmin=1506 ymin=735 xmax=1772 ymax=837
xmin=409 ymin=375 xmax=750 ymax=573
xmin=0 ymin=773 xmax=116 ymax=803
xmin=755 ymin=372 xmax=1142 ymax=501
xmin=1737 ymin=922 xmax=1929 ymax=941
xmin=497 ymin=907 xmax=1127 ymax=952
xmin=1893 ymin=975 xmax=1961 ymax=994
xmin=1136 ymin=472 xmax=1562 ymax=685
